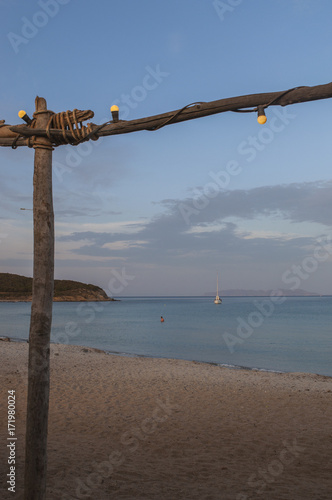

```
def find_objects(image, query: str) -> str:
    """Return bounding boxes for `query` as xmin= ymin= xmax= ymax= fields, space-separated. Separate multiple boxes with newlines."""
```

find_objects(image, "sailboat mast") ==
xmin=214 ymin=273 xmax=222 ymax=304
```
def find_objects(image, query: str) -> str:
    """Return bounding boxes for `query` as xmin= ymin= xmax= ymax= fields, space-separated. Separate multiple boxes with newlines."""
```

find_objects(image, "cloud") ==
xmin=163 ymin=180 xmax=332 ymax=227
xmin=56 ymin=181 xmax=332 ymax=270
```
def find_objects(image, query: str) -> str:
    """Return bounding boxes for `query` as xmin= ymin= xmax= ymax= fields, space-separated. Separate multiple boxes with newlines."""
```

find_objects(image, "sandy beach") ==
xmin=0 ymin=341 xmax=331 ymax=500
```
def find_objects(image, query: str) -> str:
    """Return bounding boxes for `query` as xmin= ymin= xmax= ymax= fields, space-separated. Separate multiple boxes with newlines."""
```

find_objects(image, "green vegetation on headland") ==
xmin=0 ymin=273 xmax=113 ymax=302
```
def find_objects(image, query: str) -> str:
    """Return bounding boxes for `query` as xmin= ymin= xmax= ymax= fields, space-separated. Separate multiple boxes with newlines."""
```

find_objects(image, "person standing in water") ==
xmin=160 ymin=316 xmax=164 ymax=323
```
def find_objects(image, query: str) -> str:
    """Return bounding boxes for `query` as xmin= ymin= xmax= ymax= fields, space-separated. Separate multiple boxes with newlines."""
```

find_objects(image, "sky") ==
xmin=1 ymin=0 xmax=332 ymax=296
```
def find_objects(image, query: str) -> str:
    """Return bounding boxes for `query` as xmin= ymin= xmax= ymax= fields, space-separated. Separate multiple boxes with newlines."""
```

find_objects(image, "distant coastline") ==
xmin=0 ymin=273 xmax=112 ymax=302
xmin=204 ymin=288 xmax=321 ymax=297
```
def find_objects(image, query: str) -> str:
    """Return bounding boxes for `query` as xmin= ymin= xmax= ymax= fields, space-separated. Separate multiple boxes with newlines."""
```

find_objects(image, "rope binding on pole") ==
xmin=45 ymin=109 xmax=97 ymax=146
xmin=12 ymin=108 xmax=99 ymax=149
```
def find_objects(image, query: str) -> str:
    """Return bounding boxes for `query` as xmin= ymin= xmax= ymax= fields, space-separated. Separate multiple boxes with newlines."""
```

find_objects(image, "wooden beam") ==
xmin=97 ymin=81 xmax=332 ymax=137
xmin=0 ymin=125 xmax=19 ymax=138
xmin=1 ymin=81 xmax=332 ymax=147
xmin=24 ymin=97 xmax=54 ymax=500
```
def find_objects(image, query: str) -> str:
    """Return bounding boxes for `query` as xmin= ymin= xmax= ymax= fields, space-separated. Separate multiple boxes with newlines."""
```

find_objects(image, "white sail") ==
xmin=214 ymin=274 xmax=222 ymax=304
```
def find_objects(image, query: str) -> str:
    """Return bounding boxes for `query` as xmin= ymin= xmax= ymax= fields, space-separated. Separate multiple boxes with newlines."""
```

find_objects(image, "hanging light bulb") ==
xmin=110 ymin=105 xmax=119 ymax=122
xmin=257 ymin=106 xmax=267 ymax=124
xmin=18 ymin=110 xmax=32 ymax=125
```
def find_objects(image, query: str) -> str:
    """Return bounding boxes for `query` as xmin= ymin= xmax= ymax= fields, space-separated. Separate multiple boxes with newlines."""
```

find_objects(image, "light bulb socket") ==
xmin=110 ymin=105 xmax=119 ymax=123
xmin=18 ymin=111 xmax=32 ymax=125
xmin=257 ymin=106 xmax=267 ymax=124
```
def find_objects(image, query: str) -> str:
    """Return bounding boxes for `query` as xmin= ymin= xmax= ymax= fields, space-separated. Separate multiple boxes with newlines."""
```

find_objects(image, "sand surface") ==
xmin=0 ymin=341 xmax=331 ymax=499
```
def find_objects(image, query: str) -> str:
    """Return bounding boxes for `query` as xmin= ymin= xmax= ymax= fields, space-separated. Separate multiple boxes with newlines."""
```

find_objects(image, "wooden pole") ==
xmin=24 ymin=97 xmax=54 ymax=500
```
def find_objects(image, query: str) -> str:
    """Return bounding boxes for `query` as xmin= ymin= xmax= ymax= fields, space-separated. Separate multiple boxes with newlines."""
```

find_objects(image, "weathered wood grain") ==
xmin=24 ymin=97 xmax=54 ymax=500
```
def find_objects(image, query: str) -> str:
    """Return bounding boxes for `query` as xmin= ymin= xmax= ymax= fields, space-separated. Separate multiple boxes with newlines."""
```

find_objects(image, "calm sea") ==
xmin=0 ymin=296 xmax=331 ymax=377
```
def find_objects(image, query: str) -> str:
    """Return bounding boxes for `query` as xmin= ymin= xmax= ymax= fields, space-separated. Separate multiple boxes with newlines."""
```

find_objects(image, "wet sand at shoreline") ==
xmin=0 ymin=341 xmax=331 ymax=499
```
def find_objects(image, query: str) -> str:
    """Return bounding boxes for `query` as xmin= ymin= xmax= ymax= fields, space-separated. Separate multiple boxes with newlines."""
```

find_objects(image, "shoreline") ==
xmin=0 ymin=298 xmax=114 ymax=302
xmin=0 ymin=342 xmax=331 ymax=499
xmin=2 ymin=336 xmax=332 ymax=379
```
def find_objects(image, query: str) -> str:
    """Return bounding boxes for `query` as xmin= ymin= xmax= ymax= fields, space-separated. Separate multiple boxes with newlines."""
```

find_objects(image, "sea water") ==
xmin=0 ymin=296 xmax=331 ymax=377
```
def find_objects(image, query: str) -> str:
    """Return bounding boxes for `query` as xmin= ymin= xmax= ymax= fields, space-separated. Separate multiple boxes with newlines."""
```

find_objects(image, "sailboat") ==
xmin=214 ymin=274 xmax=222 ymax=304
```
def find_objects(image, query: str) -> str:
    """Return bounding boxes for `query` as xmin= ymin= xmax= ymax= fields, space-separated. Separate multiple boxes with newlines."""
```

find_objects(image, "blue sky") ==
xmin=1 ymin=0 xmax=332 ymax=295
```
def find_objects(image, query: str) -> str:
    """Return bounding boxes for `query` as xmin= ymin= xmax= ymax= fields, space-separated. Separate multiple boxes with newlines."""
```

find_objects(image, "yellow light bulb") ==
xmin=110 ymin=105 xmax=119 ymax=112
xmin=257 ymin=114 xmax=267 ymax=124
xmin=18 ymin=110 xmax=32 ymax=124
